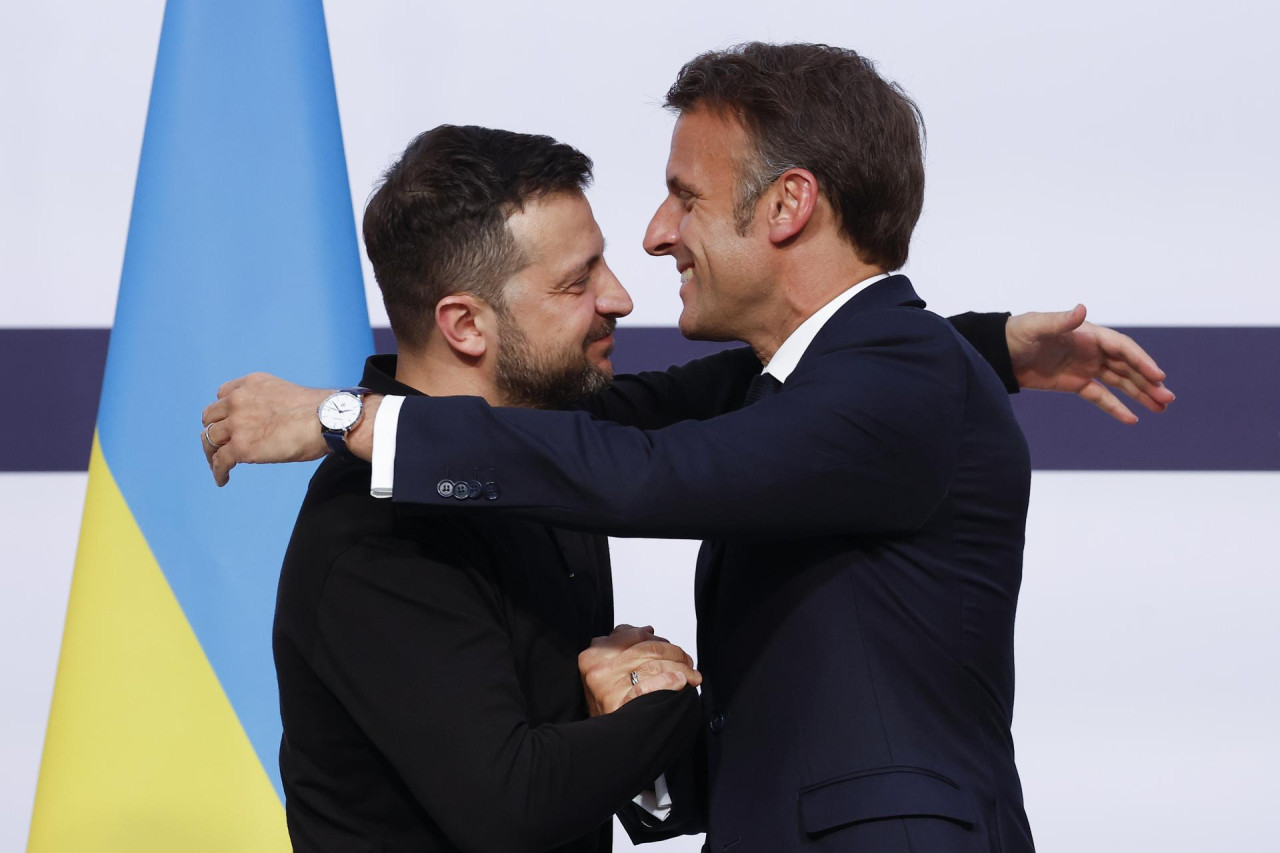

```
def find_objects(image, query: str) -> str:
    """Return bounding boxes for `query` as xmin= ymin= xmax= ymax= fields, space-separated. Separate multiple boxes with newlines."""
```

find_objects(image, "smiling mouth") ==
xmin=680 ymin=267 xmax=694 ymax=284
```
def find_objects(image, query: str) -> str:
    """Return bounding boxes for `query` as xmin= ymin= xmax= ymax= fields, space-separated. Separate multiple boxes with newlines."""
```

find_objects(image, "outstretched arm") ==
xmin=384 ymin=311 xmax=972 ymax=539
xmin=200 ymin=309 xmax=1173 ymax=486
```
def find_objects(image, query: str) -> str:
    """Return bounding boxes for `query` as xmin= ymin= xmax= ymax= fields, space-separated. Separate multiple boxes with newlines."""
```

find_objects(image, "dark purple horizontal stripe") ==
xmin=1009 ymin=327 xmax=1280 ymax=470
xmin=4 ymin=328 xmax=111 ymax=473
xmin=5 ymin=326 xmax=1277 ymax=472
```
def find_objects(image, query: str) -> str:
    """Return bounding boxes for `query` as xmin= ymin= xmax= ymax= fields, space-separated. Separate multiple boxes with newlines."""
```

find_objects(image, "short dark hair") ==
xmin=665 ymin=42 xmax=924 ymax=271
xmin=363 ymin=125 xmax=593 ymax=349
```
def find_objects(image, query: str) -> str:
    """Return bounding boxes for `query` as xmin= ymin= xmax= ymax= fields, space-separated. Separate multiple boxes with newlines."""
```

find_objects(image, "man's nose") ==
xmin=643 ymin=199 xmax=678 ymax=257
xmin=597 ymin=263 xmax=633 ymax=318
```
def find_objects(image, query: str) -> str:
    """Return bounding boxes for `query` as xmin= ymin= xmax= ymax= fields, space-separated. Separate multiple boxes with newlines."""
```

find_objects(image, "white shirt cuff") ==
xmin=370 ymin=395 xmax=405 ymax=499
xmin=631 ymin=772 xmax=672 ymax=821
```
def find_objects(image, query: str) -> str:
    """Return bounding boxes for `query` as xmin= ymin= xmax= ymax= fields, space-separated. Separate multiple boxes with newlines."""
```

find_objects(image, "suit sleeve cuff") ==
xmin=948 ymin=311 xmax=1019 ymax=394
xmin=370 ymin=395 xmax=405 ymax=499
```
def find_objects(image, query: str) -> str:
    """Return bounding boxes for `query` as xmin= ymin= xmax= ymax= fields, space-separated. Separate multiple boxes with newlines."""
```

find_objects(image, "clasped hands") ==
xmin=578 ymin=624 xmax=701 ymax=717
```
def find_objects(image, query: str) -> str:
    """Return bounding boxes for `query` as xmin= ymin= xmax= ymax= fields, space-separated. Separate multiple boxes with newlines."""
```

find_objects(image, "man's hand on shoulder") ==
xmin=200 ymin=373 xmax=380 ymax=486
xmin=579 ymin=624 xmax=702 ymax=717
xmin=1006 ymin=304 xmax=1176 ymax=423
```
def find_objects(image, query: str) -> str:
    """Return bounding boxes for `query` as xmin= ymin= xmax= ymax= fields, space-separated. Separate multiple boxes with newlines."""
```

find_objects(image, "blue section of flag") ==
xmin=96 ymin=0 xmax=372 ymax=798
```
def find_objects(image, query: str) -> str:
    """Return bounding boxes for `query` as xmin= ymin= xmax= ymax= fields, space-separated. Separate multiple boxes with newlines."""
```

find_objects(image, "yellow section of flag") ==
xmin=28 ymin=435 xmax=288 ymax=852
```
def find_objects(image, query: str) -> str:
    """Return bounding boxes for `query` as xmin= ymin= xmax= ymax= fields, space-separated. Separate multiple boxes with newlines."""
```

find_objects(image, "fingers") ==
xmin=612 ymin=624 xmax=661 ymax=643
xmin=1100 ymin=361 xmax=1171 ymax=414
xmin=1077 ymin=379 xmax=1138 ymax=425
xmin=616 ymin=638 xmax=692 ymax=668
xmin=199 ymin=417 xmax=236 ymax=485
xmin=216 ymin=374 xmax=251 ymax=400
xmin=631 ymin=670 xmax=690 ymax=702
xmin=1107 ymin=357 xmax=1174 ymax=409
xmin=1094 ymin=323 xmax=1168 ymax=385
xmin=201 ymin=398 xmax=229 ymax=428
xmin=200 ymin=428 xmax=217 ymax=468
xmin=586 ymin=624 xmax=667 ymax=655
xmin=579 ymin=626 xmax=700 ymax=714
xmin=200 ymin=375 xmax=332 ymax=486
xmin=616 ymin=664 xmax=699 ymax=711
xmin=202 ymin=419 xmax=227 ymax=448
xmin=211 ymin=444 xmax=237 ymax=487
xmin=204 ymin=378 xmax=248 ymax=485
xmin=631 ymin=658 xmax=702 ymax=687
xmin=586 ymin=624 xmax=655 ymax=656
xmin=592 ymin=651 xmax=702 ymax=700
xmin=580 ymin=633 xmax=694 ymax=675
xmin=1097 ymin=365 xmax=1149 ymax=409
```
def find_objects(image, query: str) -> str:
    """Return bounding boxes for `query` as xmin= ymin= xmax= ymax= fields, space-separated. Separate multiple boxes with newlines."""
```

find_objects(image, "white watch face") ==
xmin=319 ymin=392 xmax=361 ymax=431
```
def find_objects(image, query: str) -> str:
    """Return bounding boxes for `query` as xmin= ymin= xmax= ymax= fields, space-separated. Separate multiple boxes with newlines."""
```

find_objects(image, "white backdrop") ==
xmin=3 ymin=1 xmax=1278 ymax=850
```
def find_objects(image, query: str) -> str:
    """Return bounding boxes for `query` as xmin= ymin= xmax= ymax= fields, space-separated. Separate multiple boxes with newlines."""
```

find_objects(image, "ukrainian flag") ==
xmin=28 ymin=1 xmax=371 ymax=849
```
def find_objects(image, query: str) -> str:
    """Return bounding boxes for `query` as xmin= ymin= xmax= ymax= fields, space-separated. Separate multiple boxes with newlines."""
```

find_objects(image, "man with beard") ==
xmin=271 ymin=125 xmax=720 ymax=853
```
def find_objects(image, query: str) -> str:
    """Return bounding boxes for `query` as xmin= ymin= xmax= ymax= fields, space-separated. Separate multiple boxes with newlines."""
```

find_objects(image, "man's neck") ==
xmin=750 ymin=249 xmax=886 ymax=365
xmin=393 ymin=345 xmax=502 ymax=406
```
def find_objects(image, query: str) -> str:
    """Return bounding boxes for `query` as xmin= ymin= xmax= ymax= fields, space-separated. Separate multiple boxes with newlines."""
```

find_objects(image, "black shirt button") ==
xmin=466 ymin=479 xmax=484 ymax=500
xmin=484 ymin=481 xmax=501 ymax=501
xmin=709 ymin=713 xmax=726 ymax=733
xmin=452 ymin=480 xmax=471 ymax=500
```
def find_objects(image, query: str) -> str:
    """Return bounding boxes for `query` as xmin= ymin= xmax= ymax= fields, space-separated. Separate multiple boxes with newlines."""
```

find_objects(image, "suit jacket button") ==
xmin=452 ymin=480 xmax=471 ymax=500
xmin=708 ymin=713 xmax=726 ymax=733
xmin=436 ymin=479 xmax=455 ymax=498
xmin=466 ymin=479 xmax=484 ymax=500
xmin=484 ymin=481 xmax=501 ymax=501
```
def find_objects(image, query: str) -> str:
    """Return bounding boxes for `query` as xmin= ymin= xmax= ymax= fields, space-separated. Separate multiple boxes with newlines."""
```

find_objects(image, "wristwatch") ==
xmin=317 ymin=387 xmax=372 ymax=455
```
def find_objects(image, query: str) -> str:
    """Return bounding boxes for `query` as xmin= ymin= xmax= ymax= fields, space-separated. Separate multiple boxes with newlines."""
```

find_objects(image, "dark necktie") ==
xmin=743 ymin=372 xmax=783 ymax=407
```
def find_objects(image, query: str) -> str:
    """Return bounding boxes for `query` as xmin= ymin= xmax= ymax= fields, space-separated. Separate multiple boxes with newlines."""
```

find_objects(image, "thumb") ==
xmin=1047 ymin=303 xmax=1087 ymax=335
xmin=1018 ymin=303 xmax=1086 ymax=342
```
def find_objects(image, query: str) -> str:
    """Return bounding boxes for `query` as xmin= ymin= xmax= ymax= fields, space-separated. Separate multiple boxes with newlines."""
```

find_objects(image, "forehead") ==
xmin=667 ymin=107 xmax=752 ymax=187
xmin=505 ymin=191 xmax=603 ymax=271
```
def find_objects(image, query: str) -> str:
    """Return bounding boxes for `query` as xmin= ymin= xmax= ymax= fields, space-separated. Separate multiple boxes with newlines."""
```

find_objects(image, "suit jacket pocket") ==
xmin=798 ymin=765 xmax=977 ymax=834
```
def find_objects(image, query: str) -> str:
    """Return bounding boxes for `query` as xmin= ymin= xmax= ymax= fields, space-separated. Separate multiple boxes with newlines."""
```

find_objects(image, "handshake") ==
xmin=579 ymin=624 xmax=702 ymax=717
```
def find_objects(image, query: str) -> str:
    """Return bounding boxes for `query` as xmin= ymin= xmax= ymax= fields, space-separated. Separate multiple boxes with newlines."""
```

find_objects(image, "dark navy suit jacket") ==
xmin=390 ymin=277 xmax=1034 ymax=852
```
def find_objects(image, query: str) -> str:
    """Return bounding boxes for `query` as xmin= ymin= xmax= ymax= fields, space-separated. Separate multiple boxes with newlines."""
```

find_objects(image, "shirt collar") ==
xmin=762 ymin=273 xmax=890 ymax=382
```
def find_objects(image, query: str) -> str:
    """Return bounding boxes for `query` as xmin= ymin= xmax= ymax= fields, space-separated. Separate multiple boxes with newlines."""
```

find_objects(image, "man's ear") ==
xmin=434 ymin=293 xmax=492 ymax=359
xmin=765 ymin=168 xmax=819 ymax=245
